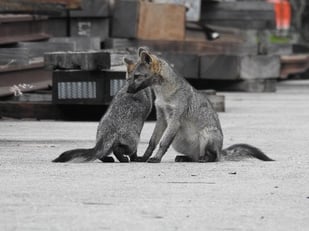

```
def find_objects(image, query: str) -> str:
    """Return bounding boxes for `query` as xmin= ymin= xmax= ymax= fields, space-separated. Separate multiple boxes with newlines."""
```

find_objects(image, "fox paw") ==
xmin=100 ymin=156 xmax=115 ymax=163
xmin=119 ymin=156 xmax=130 ymax=163
xmin=133 ymin=156 xmax=148 ymax=162
xmin=175 ymin=155 xmax=193 ymax=162
xmin=198 ymin=156 xmax=208 ymax=163
xmin=147 ymin=157 xmax=161 ymax=163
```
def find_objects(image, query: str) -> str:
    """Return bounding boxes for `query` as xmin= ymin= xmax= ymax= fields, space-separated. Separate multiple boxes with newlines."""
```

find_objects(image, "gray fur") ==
xmin=53 ymin=57 xmax=153 ymax=163
xmin=128 ymin=47 xmax=272 ymax=163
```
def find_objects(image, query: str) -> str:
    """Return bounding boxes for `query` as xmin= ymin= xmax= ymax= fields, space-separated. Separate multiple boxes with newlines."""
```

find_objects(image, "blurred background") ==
xmin=0 ymin=0 xmax=308 ymax=120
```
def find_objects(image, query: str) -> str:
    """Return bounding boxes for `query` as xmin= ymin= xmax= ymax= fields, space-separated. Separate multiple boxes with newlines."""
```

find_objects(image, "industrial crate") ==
xmin=52 ymin=70 xmax=126 ymax=105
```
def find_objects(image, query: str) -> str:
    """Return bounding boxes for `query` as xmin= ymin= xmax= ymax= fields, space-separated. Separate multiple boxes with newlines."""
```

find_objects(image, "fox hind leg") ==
xmin=198 ymin=149 xmax=219 ymax=162
xmin=198 ymin=134 xmax=222 ymax=162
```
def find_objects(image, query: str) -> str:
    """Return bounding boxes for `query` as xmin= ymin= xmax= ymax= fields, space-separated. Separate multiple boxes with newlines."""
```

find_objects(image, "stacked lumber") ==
xmin=48 ymin=0 xmax=110 ymax=40
xmin=45 ymin=50 xmax=224 ymax=111
xmin=0 ymin=0 xmax=109 ymax=120
xmin=0 ymin=48 xmax=223 ymax=120
xmin=1 ymin=0 xmax=308 ymax=120
xmin=107 ymin=0 xmax=283 ymax=92
xmin=0 ymin=37 xmax=101 ymax=98
xmin=0 ymin=0 xmax=80 ymax=14
xmin=0 ymin=14 xmax=50 ymax=45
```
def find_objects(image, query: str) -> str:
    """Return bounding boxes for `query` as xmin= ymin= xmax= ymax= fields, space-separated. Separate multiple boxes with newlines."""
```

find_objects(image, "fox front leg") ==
xmin=136 ymin=108 xmax=167 ymax=162
xmin=148 ymin=120 xmax=180 ymax=163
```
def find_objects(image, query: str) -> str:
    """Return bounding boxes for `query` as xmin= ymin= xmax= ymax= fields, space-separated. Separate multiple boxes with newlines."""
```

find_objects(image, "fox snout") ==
xmin=127 ymin=76 xmax=153 ymax=94
xmin=127 ymin=84 xmax=138 ymax=94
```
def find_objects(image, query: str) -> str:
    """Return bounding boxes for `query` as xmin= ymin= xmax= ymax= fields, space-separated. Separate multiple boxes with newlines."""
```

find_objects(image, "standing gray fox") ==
xmin=53 ymin=57 xmax=153 ymax=163
xmin=127 ymin=47 xmax=273 ymax=163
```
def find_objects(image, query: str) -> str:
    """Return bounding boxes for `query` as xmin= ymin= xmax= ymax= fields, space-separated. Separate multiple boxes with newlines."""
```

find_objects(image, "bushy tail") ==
xmin=221 ymin=144 xmax=274 ymax=161
xmin=52 ymin=148 xmax=96 ymax=163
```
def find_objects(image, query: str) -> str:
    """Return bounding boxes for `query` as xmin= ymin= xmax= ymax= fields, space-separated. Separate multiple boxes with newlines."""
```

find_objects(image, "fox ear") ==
xmin=138 ymin=47 xmax=150 ymax=57
xmin=140 ymin=51 xmax=153 ymax=65
xmin=123 ymin=57 xmax=134 ymax=66
xmin=140 ymin=51 xmax=161 ymax=74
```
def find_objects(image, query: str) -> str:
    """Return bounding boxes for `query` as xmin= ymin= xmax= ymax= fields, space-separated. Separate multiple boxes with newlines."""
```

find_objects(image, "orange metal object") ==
xmin=267 ymin=0 xmax=291 ymax=30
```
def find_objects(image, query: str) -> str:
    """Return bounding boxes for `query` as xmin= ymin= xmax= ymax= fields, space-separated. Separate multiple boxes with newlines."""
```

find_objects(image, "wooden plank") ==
xmin=19 ymin=41 xmax=75 ymax=57
xmin=0 ymin=101 xmax=62 ymax=120
xmin=201 ymin=79 xmax=277 ymax=93
xmin=292 ymin=44 xmax=309 ymax=54
xmin=227 ymin=79 xmax=277 ymax=92
xmin=44 ymin=51 xmax=111 ymax=70
xmin=0 ymin=40 xmax=89 ymax=71
xmin=0 ymin=61 xmax=44 ymax=73
xmin=0 ymin=33 xmax=50 ymax=45
xmin=240 ymin=55 xmax=280 ymax=79
xmin=0 ymin=48 xmax=30 ymax=66
xmin=160 ymin=52 xmax=199 ymax=79
xmin=137 ymin=2 xmax=186 ymax=41
xmin=200 ymin=55 xmax=241 ymax=80
xmin=202 ymin=1 xmax=274 ymax=11
xmin=202 ymin=20 xmax=273 ymax=30
xmin=267 ymin=44 xmax=292 ymax=55
xmin=280 ymin=55 xmax=309 ymax=78
xmin=49 ymin=37 xmax=101 ymax=51
xmin=104 ymin=38 xmax=258 ymax=55
xmin=0 ymin=0 xmax=81 ymax=14
xmin=200 ymin=55 xmax=280 ymax=80
xmin=111 ymin=0 xmax=139 ymax=38
xmin=200 ymin=1 xmax=275 ymax=29
xmin=203 ymin=11 xmax=274 ymax=21
xmin=0 ymin=14 xmax=48 ymax=23
xmin=0 ymin=66 xmax=51 ymax=97
xmin=7 ymin=92 xmax=52 ymax=102
xmin=70 ymin=0 xmax=110 ymax=17
xmin=0 ymin=14 xmax=50 ymax=45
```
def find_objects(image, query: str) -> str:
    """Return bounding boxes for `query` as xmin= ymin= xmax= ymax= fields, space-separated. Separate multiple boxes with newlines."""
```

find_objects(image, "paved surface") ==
xmin=0 ymin=80 xmax=309 ymax=231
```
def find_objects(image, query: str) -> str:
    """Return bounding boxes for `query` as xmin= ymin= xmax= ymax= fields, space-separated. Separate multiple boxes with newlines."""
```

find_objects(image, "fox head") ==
xmin=125 ymin=47 xmax=163 ymax=94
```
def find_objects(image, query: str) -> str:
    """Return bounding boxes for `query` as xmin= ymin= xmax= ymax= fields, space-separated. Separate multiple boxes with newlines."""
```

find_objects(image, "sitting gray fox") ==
xmin=127 ymin=47 xmax=273 ymax=163
xmin=53 ymin=57 xmax=153 ymax=163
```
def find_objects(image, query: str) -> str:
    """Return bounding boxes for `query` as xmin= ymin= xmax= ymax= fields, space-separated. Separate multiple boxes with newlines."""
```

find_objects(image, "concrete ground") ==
xmin=0 ymin=80 xmax=309 ymax=231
